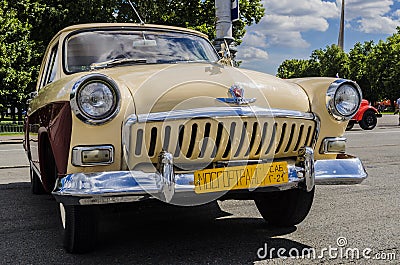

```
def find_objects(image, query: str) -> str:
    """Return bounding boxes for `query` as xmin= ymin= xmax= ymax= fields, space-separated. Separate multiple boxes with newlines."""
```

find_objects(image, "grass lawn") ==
xmin=0 ymin=132 xmax=24 ymax=136
xmin=0 ymin=121 xmax=24 ymax=125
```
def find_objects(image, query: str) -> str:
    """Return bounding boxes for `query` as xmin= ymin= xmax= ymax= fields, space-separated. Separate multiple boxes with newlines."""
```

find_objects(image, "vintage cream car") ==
xmin=24 ymin=23 xmax=367 ymax=253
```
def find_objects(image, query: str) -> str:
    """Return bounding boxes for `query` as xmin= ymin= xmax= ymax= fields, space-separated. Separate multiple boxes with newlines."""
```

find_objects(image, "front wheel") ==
xmin=59 ymin=203 xmax=98 ymax=253
xmin=346 ymin=121 xmax=355 ymax=131
xmin=359 ymin=110 xmax=377 ymax=130
xmin=254 ymin=188 xmax=315 ymax=227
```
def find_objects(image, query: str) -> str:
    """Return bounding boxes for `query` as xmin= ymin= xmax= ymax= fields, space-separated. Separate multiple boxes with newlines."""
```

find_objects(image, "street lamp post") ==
xmin=214 ymin=0 xmax=237 ymax=59
xmin=338 ymin=0 xmax=345 ymax=49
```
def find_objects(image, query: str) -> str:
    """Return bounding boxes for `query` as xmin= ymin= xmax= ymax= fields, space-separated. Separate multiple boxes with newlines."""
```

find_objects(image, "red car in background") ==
xmin=346 ymin=99 xmax=382 ymax=130
xmin=375 ymin=99 xmax=392 ymax=112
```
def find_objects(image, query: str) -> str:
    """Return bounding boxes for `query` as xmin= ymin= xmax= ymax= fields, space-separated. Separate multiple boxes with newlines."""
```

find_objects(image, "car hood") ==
xmin=101 ymin=63 xmax=311 ymax=115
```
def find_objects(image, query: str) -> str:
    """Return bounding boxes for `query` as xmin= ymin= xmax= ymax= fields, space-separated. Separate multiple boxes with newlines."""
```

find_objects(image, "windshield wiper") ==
xmin=157 ymin=59 xmax=209 ymax=64
xmin=90 ymin=58 xmax=147 ymax=70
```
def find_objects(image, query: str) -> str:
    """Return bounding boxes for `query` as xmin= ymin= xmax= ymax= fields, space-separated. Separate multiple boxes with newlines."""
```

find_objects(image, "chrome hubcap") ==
xmin=59 ymin=203 xmax=66 ymax=229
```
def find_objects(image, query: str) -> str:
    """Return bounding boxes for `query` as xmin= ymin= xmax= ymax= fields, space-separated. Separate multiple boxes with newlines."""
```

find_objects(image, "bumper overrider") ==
xmin=52 ymin=148 xmax=367 ymax=206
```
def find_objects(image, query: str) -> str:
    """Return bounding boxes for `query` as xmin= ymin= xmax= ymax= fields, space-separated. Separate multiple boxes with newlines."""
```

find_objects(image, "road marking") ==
xmin=346 ymin=129 xmax=400 ymax=135
xmin=349 ymin=144 xmax=398 ymax=148
xmin=0 ymin=165 xmax=29 ymax=169
xmin=0 ymin=149 xmax=24 ymax=152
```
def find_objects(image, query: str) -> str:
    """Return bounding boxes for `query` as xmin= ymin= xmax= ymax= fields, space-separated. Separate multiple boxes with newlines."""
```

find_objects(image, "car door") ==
xmin=27 ymin=42 xmax=60 ymax=173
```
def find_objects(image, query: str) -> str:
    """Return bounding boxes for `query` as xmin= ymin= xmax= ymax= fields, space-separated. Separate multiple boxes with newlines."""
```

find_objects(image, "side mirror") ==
xmin=26 ymin=91 xmax=38 ymax=105
xmin=29 ymin=91 xmax=38 ymax=98
xmin=217 ymin=40 xmax=233 ymax=67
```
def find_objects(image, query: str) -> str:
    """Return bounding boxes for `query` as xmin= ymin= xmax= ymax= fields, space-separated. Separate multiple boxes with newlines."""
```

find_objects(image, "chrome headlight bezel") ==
xmin=70 ymin=74 xmax=120 ymax=125
xmin=326 ymin=79 xmax=362 ymax=121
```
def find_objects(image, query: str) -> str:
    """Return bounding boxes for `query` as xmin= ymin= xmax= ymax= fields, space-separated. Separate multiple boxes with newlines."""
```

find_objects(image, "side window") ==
xmin=39 ymin=43 xmax=59 ymax=89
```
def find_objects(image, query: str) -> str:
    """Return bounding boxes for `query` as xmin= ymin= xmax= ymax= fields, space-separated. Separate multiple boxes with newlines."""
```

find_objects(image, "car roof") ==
xmin=51 ymin=23 xmax=209 ymax=43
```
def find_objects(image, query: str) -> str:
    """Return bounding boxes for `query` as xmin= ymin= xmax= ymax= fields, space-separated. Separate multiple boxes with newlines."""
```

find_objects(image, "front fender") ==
xmin=352 ymin=106 xmax=380 ymax=121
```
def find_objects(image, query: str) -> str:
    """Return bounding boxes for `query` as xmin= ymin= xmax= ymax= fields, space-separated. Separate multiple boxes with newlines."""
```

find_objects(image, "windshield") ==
xmin=65 ymin=30 xmax=219 ymax=73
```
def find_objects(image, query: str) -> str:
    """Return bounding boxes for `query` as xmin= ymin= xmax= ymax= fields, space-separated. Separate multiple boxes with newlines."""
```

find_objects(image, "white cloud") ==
xmin=236 ymin=47 xmax=269 ymax=61
xmin=344 ymin=0 xmax=393 ymax=20
xmin=265 ymin=30 xmax=310 ymax=48
xmin=239 ymin=0 xmax=340 ymax=50
xmin=264 ymin=15 xmax=330 ymax=33
xmin=242 ymin=31 xmax=268 ymax=48
xmin=239 ymin=0 xmax=400 ymax=50
xmin=358 ymin=16 xmax=400 ymax=34
xmin=343 ymin=0 xmax=400 ymax=34
xmin=263 ymin=0 xmax=338 ymax=18
xmin=237 ymin=0 xmax=399 ymax=72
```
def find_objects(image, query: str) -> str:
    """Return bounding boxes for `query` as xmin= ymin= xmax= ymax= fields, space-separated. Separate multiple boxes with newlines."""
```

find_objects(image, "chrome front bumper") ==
xmin=52 ymin=152 xmax=367 ymax=206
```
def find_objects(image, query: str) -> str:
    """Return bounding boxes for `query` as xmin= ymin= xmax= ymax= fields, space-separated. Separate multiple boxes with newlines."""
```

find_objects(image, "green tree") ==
xmin=0 ymin=0 xmax=264 ymax=117
xmin=311 ymin=44 xmax=349 ymax=78
xmin=366 ymin=29 xmax=400 ymax=106
xmin=277 ymin=45 xmax=350 ymax=79
xmin=348 ymin=41 xmax=376 ymax=101
xmin=277 ymin=59 xmax=319 ymax=79
xmin=30 ymin=0 xmax=264 ymax=48
xmin=0 ymin=0 xmax=41 ymax=121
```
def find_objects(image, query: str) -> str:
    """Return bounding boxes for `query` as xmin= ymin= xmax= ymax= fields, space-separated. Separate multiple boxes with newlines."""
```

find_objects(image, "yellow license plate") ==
xmin=194 ymin=161 xmax=288 ymax=194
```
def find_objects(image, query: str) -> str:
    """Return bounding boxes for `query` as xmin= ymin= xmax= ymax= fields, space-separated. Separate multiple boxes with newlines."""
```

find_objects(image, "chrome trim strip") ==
xmin=216 ymin=97 xmax=256 ymax=105
xmin=71 ymin=145 xmax=114 ymax=166
xmin=320 ymin=137 xmax=347 ymax=154
xmin=52 ymin=165 xmax=303 ymax=205
xmin=156 ymin=151 xmax=175 ymax=202
xmin=295 ymin=147 xmax=315 ymax=192
xmin=315 ymin=157 xmax=367 ymax=185
xmin=303 ymin=147 xmax=315 ymax=192
xmin=125 ymin=106 xmax=315 ymax=125
xmin=52 ymin=154 xmax=368 ymax=205
xmin=312 ymin=114 xmax=321 ymax=150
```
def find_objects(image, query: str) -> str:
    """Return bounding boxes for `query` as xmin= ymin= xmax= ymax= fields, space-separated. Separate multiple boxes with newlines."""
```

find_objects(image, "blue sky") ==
xmin=236 ymin=0 xmax=400 ymax=75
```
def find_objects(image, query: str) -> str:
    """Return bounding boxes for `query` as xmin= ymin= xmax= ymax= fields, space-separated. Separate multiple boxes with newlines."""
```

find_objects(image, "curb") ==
xmin=0 ymin=140 xmax=23 ymax=145
xmin=0 ymin=165 xmax=29 ymax=169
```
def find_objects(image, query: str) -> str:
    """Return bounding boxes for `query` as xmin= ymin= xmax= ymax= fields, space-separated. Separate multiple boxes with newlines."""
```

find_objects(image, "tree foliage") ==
xmin=0 ymin=0 xmax=264 ymax=121
xmin=277 ymin=28 xmax=400 ymax=103
xmin=0 ymin=0 xmax=42 ymax=119
xmin=29 ymin=0 xmax=263 ymax=45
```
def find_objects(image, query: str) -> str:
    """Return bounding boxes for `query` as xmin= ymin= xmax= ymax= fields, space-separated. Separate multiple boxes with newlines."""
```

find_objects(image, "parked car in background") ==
xmin=24 ymin=23 xmax=368 ymax=253
xmin=375 ymin=99 xmax=392 ymax=112
xmin=346 ymin=99 xmax=382 ymax=130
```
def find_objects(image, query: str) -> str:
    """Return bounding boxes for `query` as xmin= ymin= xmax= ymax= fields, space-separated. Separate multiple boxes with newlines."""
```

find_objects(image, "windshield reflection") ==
xmin=65 ymin=30 xmax=219 ymax=73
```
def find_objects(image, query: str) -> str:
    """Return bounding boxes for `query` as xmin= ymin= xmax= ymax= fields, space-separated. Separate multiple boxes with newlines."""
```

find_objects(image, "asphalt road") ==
xmin=0 ymin=115 xmax=399 ymax=264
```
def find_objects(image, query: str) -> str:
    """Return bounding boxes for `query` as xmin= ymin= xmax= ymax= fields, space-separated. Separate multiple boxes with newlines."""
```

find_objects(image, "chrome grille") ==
xmin=125 ymin=114 xmax=316 ymax=167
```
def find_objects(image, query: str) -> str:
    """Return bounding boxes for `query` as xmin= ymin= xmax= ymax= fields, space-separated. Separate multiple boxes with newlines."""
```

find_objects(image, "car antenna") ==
xmin=127 ymin=0 xmax=145 ymax=25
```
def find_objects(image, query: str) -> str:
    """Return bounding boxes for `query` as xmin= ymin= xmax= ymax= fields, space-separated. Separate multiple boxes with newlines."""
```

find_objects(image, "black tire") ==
xmin=30 ymin=165 xmax=46 ymax=194
xmin=359 ymin=110 xmax=377 ymax=130
xmin=346 ymin=121 xmax=355 ymax=131
xmin=59 ymin=203 xmax=98 ymax=253
xmin=254 ymin=188 xmax=315 ymax=227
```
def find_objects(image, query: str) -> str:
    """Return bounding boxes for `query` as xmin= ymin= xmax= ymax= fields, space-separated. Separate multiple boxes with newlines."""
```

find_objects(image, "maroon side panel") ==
xmin=27 ymin=102 xmax=72 ymax=179
xmin=48 ymin=103 xmax=72 ymax=177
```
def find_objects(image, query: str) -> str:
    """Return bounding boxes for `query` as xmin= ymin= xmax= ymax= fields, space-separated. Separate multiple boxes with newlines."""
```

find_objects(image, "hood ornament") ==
xmin=217 ymin=84 xmax=256 ymax=105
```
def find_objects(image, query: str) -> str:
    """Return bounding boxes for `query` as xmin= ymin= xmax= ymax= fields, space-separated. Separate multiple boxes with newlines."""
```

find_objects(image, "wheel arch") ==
xmin=38 ymin=128 xmax=57 ymax=193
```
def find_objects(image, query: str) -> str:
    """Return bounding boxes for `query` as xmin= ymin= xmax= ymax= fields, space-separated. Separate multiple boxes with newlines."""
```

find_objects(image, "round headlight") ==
xmin=71 ymin=74 xmax=120 ymax=124
xmin=334 ymin=84 xmax=360 ymax=117
xmin=78 ymin=81 xmax=116 ymax=118
xmin=327 ymin=80 xmax=362 ymax=121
